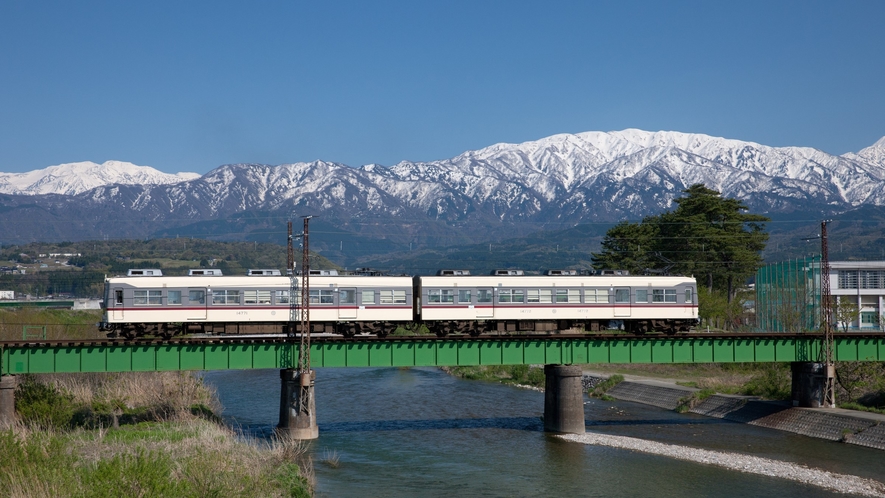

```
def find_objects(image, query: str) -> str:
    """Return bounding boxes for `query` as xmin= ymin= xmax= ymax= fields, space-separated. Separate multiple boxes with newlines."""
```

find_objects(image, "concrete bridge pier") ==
xmin=277 ymin=369 xmax=318 ymax=439
xmin=791 ymin=362 xmax=826 ymax=408
xmin=543 ymin=364 xmax=585 ymax=434
xmin=0 ymin=375 xmax=16 ymax=428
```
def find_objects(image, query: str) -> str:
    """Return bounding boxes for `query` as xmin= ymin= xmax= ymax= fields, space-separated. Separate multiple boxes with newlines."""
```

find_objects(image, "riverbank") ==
xmin=561 ymin=432 xmax=885 ymax=497
xmin=585 ymin=371 xmax=885 ymax=451
xmin=1 ymin=372 xmax=313 ymax=497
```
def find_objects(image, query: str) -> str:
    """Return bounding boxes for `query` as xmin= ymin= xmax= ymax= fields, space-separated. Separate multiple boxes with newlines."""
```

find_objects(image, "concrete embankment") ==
xmin=583 ymin=373 xmax=885 ymax=451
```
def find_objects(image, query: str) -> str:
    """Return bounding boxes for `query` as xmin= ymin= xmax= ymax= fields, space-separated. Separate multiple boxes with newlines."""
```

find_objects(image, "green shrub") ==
xmin=741 ymin=364 xmax=791 ymax=400
xmin=589 ymin=374 xmax=624 ymax=398
xmin=15 ymin=377 xmax=77 ymax=429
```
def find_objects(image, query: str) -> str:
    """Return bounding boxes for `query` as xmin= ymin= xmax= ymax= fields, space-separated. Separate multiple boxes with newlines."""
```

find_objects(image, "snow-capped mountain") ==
xmin=0 ymin=161 xmax=200 ymax=195
xmin=1 ymin=130 xmax=884 ymax=245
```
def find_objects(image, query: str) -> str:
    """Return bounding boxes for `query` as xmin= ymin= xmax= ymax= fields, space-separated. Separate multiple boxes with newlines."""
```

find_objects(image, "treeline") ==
xmin=0 ymin=238 xmax=338 ymax=298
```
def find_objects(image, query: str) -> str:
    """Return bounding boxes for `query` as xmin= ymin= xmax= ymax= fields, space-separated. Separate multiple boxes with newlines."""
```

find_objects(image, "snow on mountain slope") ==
xmin=3 ymin=130 xmax=885 ymax=246
xmin=0 ymin=161 xmax=200 ymax=195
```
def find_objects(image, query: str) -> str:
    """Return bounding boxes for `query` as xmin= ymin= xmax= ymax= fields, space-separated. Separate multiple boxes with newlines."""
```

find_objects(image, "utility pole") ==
xmin=819 ymin=220 xmax=836 ymax=408
xmin=278 ymin=216 xmax=317 ymax=439
xmin=299 ymin=215 xmax=312 ymax=387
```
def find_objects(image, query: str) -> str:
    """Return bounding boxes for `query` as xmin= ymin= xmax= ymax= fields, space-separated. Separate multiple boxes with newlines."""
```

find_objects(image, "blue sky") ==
xmin=1 ymin=1 xmax=883 ymax=174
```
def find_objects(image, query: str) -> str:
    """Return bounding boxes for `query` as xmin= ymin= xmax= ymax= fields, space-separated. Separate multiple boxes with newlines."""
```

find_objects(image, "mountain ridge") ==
xmin=1 ymin=129 xmax=884 ymax=247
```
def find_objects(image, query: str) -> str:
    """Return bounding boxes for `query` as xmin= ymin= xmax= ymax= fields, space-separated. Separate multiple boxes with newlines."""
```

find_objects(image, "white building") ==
xmin=830 ymin=261 xmax=885 ymax=330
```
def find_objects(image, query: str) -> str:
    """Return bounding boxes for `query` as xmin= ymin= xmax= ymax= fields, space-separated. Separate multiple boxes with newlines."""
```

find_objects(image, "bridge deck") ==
xmin=3 ymin=334 xmax=884 ymax=374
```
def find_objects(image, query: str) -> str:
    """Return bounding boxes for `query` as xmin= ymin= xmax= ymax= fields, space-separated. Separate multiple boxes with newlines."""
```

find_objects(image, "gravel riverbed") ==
xmin=560 ymin=432 xmax=885 ymax=497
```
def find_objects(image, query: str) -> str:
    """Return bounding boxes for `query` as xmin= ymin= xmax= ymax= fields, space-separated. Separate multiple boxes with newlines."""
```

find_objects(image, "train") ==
xmin=100 ymin=268 xmax=699 ymax=338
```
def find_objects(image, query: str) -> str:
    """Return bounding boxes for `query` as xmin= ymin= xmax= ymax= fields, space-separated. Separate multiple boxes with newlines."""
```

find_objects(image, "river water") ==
xmin=204 ymin=367 xmax=885 ymax=497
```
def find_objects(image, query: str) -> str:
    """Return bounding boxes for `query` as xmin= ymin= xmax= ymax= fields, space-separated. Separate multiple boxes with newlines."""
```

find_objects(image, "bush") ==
xmin=15 ymin=376 xmax=77 ymax=429
xmin=741 ymin=364 xmax=791 ymax=400
xmin=589 ymin=374 xmax=624 ymax=398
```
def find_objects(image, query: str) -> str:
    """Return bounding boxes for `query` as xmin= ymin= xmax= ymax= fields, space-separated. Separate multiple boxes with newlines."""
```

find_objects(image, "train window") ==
xmin=276 ymin=290 xmax=290 ymax=304
xmin=477 ymin=289 xmax=492 ymax=303
xmin=134 ymin=290 xmax=162 ymax=305
xmin=499 ymin=289 xmax=524 ymax=303
xmin=458 ymin=289 xmax=471 ymax=303
xmin=309 ymin=289 xmax=334 ymax=304
xmin=189 ymin=290 xmax=206 ymax=304
xmin=555 ymin=289 xmax=569 ymax=303
xmin=568 ymin=289 xmax=581 ymax=303
xmin=665 ymin=289 xmax=677 ymax=303
xmin=114 ymin=290 xmax=123 ymax=305
xmin=526 ymin=290 xmax=539 ymax=303
xmin=380 ymin=290 xmax=393 ymax=304
xmin=539 ymin=289 xmax=552 ymax=303
xmin=585 ymin=289 xmax=607 ymax=303
xmin=615 ymin=289 xmax=630 ymax=303
xmin=636 ymin=289 xmax=648 ymax=303
xmin=168 ymin=290 xmax=182 ymax=305
xmin=428 ymin=289 xmax=454 ymax=303
xmin=685 ymin=288 xmax=693 ymax=303
xmin=258 ymin=290 xmax=272 ymax=304
xmin=340 ymin=289 xmax=356 ymax=304
xmin=212 ymin=290 xmax=241 ymax=305
xmin=393 ymin=290 xmax=407 ymax=304
xmin=244 ymin=290 xmax=258 ymax=304
xmin=652 ymin=289 xmax=664 ymax=303
xmin=362 ymin=290 xmax=375 ymax=305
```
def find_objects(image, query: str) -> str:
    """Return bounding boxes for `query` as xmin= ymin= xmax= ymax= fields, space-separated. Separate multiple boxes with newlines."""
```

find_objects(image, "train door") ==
xmin=111 ymin=288 xmax=124 ymax=320
xmin=476 ymin=288 xmax=494 ymax=318
xmin=613 ymin=287 xmax=631 ymax=317
xmin=338 ymin=288 xmax=357 ymax=319
xmin=187 ymin=288 xmax=207 ymax=320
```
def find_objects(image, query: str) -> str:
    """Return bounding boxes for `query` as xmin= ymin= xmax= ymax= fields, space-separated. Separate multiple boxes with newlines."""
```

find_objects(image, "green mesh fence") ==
xmin=756 ymin=256 xmax=821 ymax=333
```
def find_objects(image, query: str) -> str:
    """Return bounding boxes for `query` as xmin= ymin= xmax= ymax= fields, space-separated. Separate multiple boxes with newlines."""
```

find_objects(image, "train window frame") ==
xmin=685 ymin=288 xmax=693 ymax=303
xmin=539 ymin=289 xmax=552 ymax=303
xmin=614 ymin=288 xmax=630 ymax=304
xmin=477 ymin=289 xmax=493 ymax=303
xmin=393 ymin=289 xmax=407 ymax=304
xmin=652 ymin=289 xmax=664 ymax=303
xmin=188 ymin=290 xmax=206 ymax=305
xmin=276 ymin=290 xmax=290 ymax=305
xmin=380 ymin=290 xmax=393 ymax=304
xmin=168 ymin=290 xmax=182 ymax=305
xmin=339 ymin=289 xmax=356 ymax=305
xmin=555 ymin=289 xmax=569 ymax=303
xmin=244 ymin=290 xmax=258 ymax=305
xmin=499 ymin=289 xmax=524 ymax=304
xmin=636 ymin=289 xmax=648 ymax=303
xmin=585 ymin=288 xmax=607 ymax=303
xmin=309 ymin=289 xmax=334 ymax=304
xmin=133 ymin=290 xmax=162 ymax=305
xmin=114 ymin=290 xmax=123 ymax=305
xmin=458 ymin=289 xmax=471 ymax=303
xmin=665 ymin=289 xmax=677 ymax=303
xmin=212 ymin=290 xmax=241 ymax=305
xmin=362 ymin=290 xmax=376 ymax=305
xmin=526 ymin=289 xmax=539 ymax=303
xmin=258 ymin=290 xmax=272 ymax=304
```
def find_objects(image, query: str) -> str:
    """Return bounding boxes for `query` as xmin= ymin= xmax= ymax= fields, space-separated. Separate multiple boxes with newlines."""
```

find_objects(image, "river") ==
xmin=204 ymin=367 xmax=885 ymax=497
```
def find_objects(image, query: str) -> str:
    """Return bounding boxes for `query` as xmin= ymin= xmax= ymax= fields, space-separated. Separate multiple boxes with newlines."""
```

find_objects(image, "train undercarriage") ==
xmin=103 ymin=318 xmax=696 ymax=339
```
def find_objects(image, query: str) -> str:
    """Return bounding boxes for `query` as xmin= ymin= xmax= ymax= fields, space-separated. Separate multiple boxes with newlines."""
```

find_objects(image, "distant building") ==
xmin=756 ymin=258 xmax=885 ymax=332
xmin=0 ymin=290 xmax=14 ymax=300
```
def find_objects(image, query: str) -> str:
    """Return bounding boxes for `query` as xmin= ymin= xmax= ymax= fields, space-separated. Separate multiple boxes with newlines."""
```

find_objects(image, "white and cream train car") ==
xmin=101 ymin=269 xmax=414 ymax=338
xmin=415 ymin=271 xmax=698 ymax=335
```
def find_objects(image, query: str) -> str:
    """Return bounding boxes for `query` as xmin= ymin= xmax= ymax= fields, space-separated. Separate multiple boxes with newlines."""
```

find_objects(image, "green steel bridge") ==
xmin=3 ymin=333 xmax=884 ymax=375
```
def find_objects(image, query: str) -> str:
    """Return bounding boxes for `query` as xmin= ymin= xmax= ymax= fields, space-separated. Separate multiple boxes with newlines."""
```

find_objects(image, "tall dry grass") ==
xmin=36 ymin=371 xmax=221 ymax=419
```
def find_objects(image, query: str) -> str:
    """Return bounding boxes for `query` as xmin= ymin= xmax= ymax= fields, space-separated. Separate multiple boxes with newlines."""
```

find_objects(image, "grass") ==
xmin=0 ymin=419 xmax=312 ymax=498
xmin=588 ymin=374 xmax=624 ymax=398
xmin=5 ymin=372 xmax=313 ymax=497
xmin=838 ymin=402 xmax=885 ymax=415
xmin=442 ymin=365 xmax=546 ymax=388
xmin=0 ymin=308 xmax=105 ymax=340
